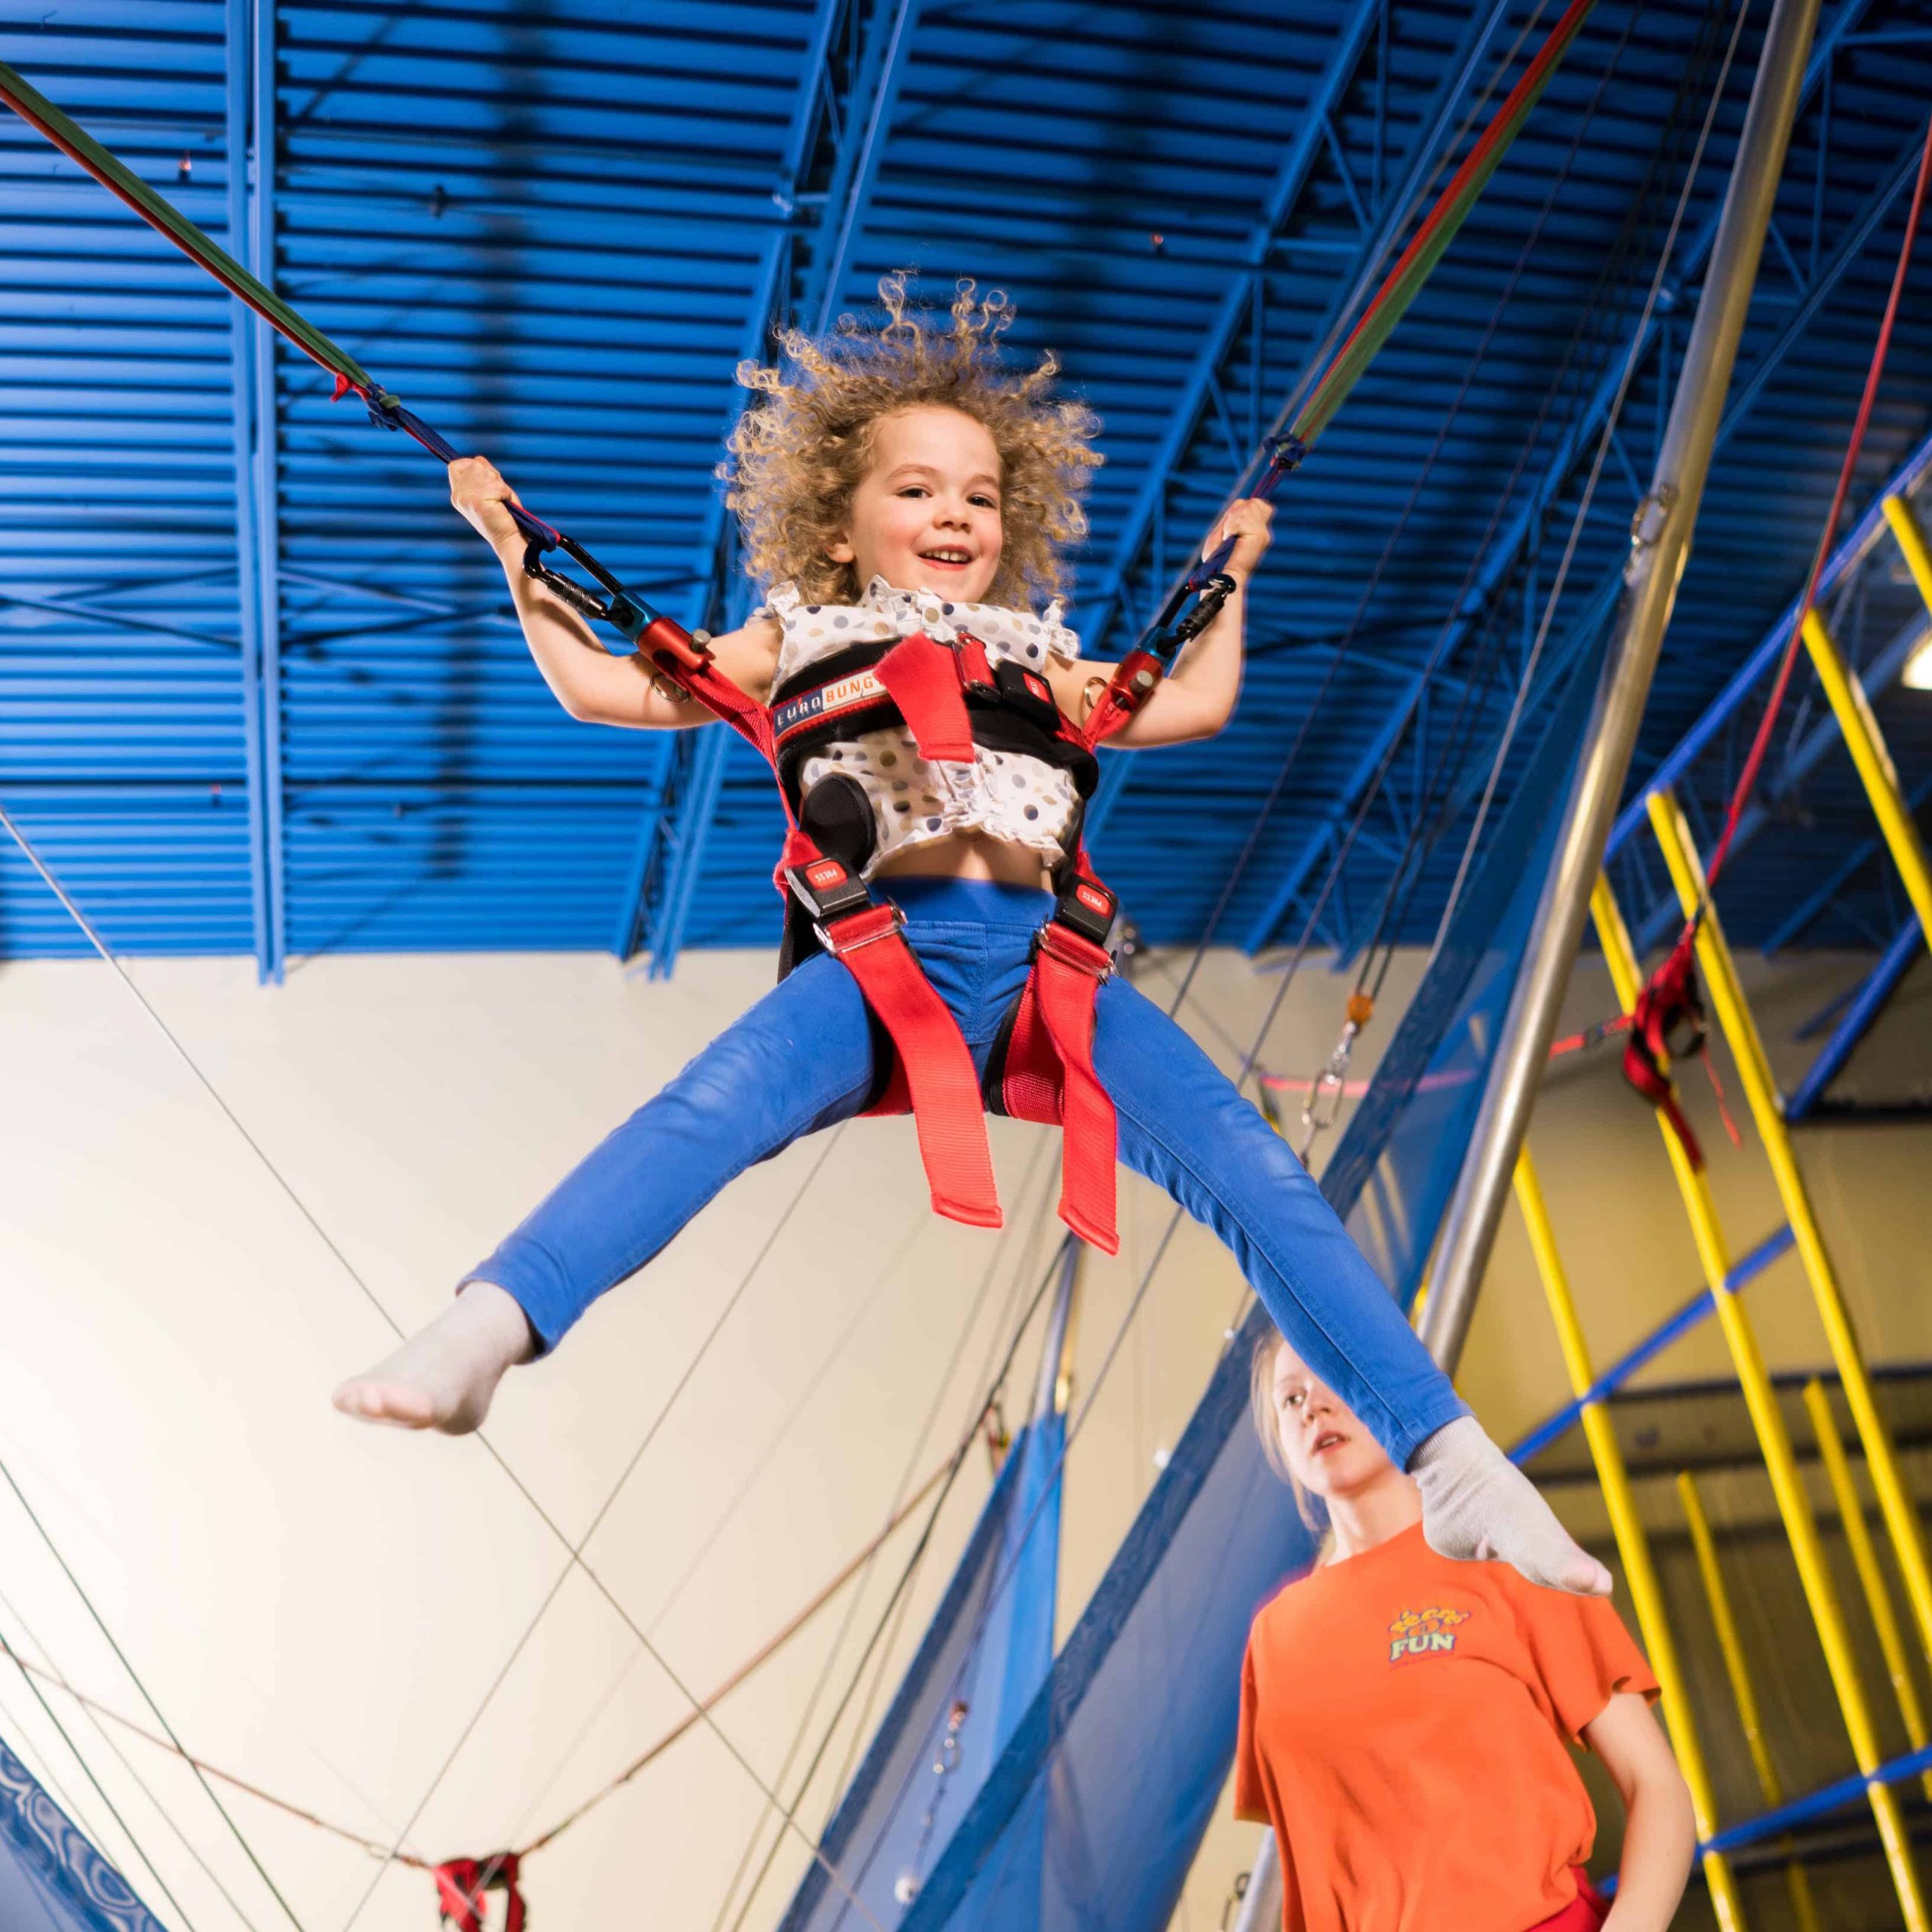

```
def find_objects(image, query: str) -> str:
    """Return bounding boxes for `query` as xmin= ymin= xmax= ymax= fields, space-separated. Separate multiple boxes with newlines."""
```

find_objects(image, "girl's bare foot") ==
xmin=331 ymin=1281 xmax=534 ymax=1435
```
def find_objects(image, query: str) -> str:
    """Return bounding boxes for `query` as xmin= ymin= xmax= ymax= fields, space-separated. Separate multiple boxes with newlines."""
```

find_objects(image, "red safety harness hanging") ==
xmin=434 ymin=1854 xmax=527 ymax=1932
xmin=1617 ymin=111 xmax=1931 ymax=1163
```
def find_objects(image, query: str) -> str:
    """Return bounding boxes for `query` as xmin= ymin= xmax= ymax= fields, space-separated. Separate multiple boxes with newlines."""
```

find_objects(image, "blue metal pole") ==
xmin=803 ymin=0 xmax=922 ymax=337
xmin=611 ymin=0 xmax=848 ymax=968
xmin=1785 ymin=918 xmax=1923 ymax=1120
xmin=1247 ymin=23 xmax=1895 ymax=953
xmin=226 ymin=0 xmax=285 ymax=981
xmin=1507 ymin=1226 xmax=1795 ymax=1463
xmin=1702 ymin=1742 xmax=1932 ymax=1857
xmin=1607 ymin=428 xmax=1932 ymax=857
xmin=1628 ymin=602 xmax=1932 ymax=950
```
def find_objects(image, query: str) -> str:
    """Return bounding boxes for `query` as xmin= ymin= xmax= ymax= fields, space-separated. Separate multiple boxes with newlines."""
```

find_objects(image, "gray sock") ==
xmin=1411 ymin=1416 xmax=1611 ymax=1595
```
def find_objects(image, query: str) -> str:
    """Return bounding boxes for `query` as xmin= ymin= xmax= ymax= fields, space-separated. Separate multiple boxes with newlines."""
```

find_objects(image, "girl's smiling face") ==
xmin=828 ymin=405 xmax=1005 ymax=605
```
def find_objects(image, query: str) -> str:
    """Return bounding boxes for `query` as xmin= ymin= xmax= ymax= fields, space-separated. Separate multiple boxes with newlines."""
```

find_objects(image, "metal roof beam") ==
xmin=612 ymin=0 xmax=865 ymax=971
xmin=1785 ymin=916 xmax=1924 ymax=1120
xmin=1761 ymin=771 xmax=1932 ymax=955
xmin=1244 ymin=62 xmax=1912 ymax=953
xmin=228 ymin=0 xmax=285 ymax=981
xmin=1627 ymin=607 xmax=1930 ymax=951
xmin=1082 ymin=0 xmax=1513 ymax=658
xmin=801 ymin=0 xmax=922 ymax=336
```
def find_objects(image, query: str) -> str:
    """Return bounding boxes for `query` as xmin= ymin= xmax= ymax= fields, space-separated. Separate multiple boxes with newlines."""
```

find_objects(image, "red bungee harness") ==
xmin=1620 ymin=941 xmax=1713 ymax=1168
xmin=434 ymin=1854 xmax=527 ymax=1932
xmin=615 ymin=606 xmax=1149 ymax=1254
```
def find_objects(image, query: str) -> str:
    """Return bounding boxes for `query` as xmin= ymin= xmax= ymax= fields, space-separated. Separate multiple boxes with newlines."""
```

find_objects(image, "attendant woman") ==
xmin=1235 ymin=1333 xmax=1697 ymax=1932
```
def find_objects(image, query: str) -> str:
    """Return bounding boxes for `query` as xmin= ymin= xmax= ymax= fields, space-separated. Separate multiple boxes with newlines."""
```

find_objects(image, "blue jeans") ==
xmin=471 ymin=879 xmax=1466 ymax=1465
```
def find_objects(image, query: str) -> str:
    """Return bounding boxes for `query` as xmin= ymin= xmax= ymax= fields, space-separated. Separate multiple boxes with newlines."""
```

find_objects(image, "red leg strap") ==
xmin=1081 ymin=647 xmax=1164 ymax=749
xmin=434 ymin=1862 xmax=484 ymax=1932
xmin=823 ymin=903 xmax=1001 ymax=1229
xmin=876 ymin=632 xmax=976 ymax=763
xmin=1020 ymin=927 xmax=1128 ymax=1260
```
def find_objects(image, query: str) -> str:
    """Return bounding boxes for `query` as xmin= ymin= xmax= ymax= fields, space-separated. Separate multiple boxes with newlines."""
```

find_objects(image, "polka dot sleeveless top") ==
xmin=761 ymin=577 xmax=1084 ymax=878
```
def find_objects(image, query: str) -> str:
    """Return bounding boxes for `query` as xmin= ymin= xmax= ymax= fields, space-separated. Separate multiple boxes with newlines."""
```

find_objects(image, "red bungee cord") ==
xmin=1625 ymin=112 xmax=1932 ymax=1163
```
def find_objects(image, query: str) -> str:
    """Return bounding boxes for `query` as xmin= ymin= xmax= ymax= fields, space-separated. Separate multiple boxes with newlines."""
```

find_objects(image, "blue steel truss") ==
xmin=0 ymin=0 xmax=1927 ymax=967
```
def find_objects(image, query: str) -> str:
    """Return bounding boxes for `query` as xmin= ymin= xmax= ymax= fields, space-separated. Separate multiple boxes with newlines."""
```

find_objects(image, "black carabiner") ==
xmin=521 ymin=531 xmax=660 ymax=648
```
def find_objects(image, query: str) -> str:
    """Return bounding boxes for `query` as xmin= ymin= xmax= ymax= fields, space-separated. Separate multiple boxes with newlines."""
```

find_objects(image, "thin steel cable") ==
xmin=0 ymin=1604 xmax=264 ymax=1932
xmin=0 ymin=1447 xmax=303 ymax=1930
xmin=0 ymin=804 xmax=886 ymax=1932
xmin=340 ymin=1120 xmax=875 ymax=1932
xmin=0 ymin=1611 xmax=203 ymax=1932
xmin=1427 ymin=0 xmax=1755 ymax=955
xmin=1340 ymin=0 xmax=1651 ymax=1005
xmin=710 ymin=1177 xmax=1065 ymax=1932
xmin=500 ymin=1204 xmax=931 ymax=1854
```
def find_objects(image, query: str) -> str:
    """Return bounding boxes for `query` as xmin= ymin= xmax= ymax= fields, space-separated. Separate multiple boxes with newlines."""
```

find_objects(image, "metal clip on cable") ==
xmin=521 ymin=532 xmax=664 ymax=647
xmin=1297 ymin=991 xmax=1374 ymax=1164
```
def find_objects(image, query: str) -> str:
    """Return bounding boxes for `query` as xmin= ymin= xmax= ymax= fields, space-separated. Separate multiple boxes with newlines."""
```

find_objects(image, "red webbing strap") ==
xmin=638 ymin=616 xmax=778 ymax=764
xmin=434 ymin=1856 xmax=526 ymax=1932
xmin=875 ymin=632 xmax=977 ymax=763
xmin=1081 ymin=648 xmax=1164 ymax=751
xmin=1000 ymin=881 xmax=1120 ymax=1257
xmin=1621 ymin=950 xmax=1706 ymax=1169
xmin=1031 ymin=923 xmax=1118 ymax=1254
xmin=820 ymin=902 xmax=1001 ymax=1229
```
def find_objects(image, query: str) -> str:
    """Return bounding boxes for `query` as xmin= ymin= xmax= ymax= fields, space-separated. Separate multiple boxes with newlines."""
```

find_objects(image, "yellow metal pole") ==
xmin=1592 ymin=875 xmax=1929 ymax=1930
xmin=1797 ymin=608 xmax=1932 ymax=945
xmin=1678 ymin=1470 xmax=1821 ymax=1932
xmin=1647 ymin=786 xmax=1932 ymax=1671
xmin=1882 ymin=491 xmax=1932 ymax=617
xmin=1802 ymin=1378 xmax=1932 ymax=1803
xmin=1512 ymin=1150 xmax=1748 ymax=1931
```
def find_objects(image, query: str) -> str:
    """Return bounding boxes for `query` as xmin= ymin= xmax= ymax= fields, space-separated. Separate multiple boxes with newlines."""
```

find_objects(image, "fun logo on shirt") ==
xmin=1388 ymin=1605 xmax=1469 ymax=1663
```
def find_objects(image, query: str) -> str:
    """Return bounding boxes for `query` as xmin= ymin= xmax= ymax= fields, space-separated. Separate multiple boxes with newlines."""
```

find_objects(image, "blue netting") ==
xmin=884 ymin=642 xmax=1606 ymax=1932
xmin=780 ymin=1407 xmax=1065 ymax=1931
xmin=0 ymin=1734 xmax=165 ymax=1932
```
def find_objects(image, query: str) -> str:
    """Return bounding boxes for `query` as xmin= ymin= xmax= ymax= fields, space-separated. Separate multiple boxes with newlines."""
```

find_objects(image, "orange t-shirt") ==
xmin=1233 ymin=1522 xmax=1657 ymax=1932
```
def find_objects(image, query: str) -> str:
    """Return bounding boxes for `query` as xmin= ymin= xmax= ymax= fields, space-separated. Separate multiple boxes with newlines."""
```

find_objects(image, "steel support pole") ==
xmin=1417 ymin=0 xmax=1823 ymax=1371
xmin=1230 ymin=1832 xmax=1283 ymax=1932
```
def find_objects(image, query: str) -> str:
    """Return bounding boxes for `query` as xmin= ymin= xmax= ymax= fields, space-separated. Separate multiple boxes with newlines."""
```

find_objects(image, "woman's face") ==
xmin=1270 ymin=1343 xmax=1398 ymax=1500
xmin=829 ymin=405 xmax=1005 ymax=605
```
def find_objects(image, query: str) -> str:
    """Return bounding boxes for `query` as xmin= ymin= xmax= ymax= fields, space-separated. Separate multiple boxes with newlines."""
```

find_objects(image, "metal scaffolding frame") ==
xmin=1484 ymin=460 xmax=1932 ymax=1919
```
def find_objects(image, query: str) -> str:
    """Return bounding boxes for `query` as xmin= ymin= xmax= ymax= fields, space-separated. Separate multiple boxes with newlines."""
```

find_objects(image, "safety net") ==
xmin=778 ymin=1407 xmax=1066 ymax=1930
xmin=0 ymin=1734 xmax=165 ymax=1932
xmin=833 ymin=641 xmax=1610 ymax=1932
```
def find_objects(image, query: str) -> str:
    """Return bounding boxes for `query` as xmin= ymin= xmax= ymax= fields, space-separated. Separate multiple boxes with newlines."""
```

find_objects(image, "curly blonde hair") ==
xmin=723 ymin=276 xmax=1101 ymax=609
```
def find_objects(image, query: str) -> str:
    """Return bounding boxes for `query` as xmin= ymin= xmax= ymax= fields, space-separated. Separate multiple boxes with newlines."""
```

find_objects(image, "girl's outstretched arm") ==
xmin=1048 ymin=497 xmax=1272 ymax=748
xmin=1583 ymin=1691 xmax=1696 ymax=1932
xmin=448 ymin=456 xmax=778 ymax=728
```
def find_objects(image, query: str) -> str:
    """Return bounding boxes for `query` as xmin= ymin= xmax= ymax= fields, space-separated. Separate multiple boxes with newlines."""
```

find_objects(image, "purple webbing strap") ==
xmin=1183 ymin=437 xmax=1304 ymax=590
xmin=365 ymin=390 xmax=560 ymax=549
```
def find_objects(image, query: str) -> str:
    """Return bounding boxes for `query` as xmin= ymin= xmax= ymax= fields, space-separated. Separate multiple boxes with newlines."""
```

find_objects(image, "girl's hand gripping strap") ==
xmin=1082 ymin=432 xmax=1308 ymax=751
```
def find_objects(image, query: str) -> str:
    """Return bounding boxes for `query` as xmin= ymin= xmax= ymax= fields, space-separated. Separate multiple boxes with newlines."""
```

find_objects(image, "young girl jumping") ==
xmin=333 ymin=280 xmax=1607 ymax=1600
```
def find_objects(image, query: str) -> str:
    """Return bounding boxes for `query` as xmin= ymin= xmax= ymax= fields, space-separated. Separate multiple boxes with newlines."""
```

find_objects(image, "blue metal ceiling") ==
xmin=1 ymin=0 xmax=1927 ymax=972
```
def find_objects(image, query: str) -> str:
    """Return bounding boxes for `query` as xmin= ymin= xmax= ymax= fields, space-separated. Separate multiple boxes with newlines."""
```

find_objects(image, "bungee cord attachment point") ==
xmin=1297 ymin=990 xmax=1376 ymax=1165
